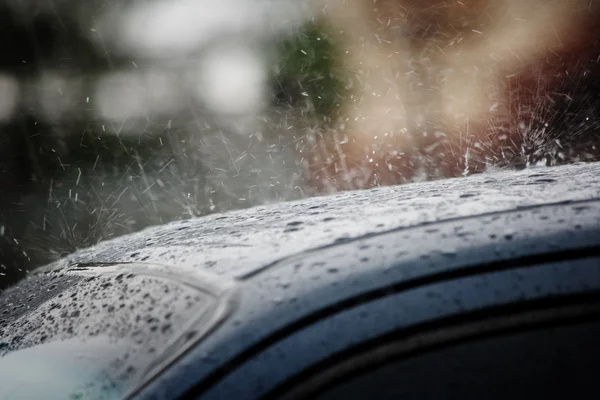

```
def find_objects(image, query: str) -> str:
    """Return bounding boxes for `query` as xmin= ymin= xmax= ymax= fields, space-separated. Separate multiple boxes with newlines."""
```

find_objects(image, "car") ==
xmin=2 ymin=161 xmax=600 ymax=399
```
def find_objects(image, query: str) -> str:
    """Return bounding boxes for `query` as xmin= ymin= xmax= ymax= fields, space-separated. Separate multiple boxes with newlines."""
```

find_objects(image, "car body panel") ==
xmin=137 ymin=197 xmax=600 ymax=399
xmin=201 ymin=258 xmax=600 ymax=399
xmin=1 ymin=162 xmax=600 ymax=399
xmin=38 ymin=162 xmax=600 ymax=280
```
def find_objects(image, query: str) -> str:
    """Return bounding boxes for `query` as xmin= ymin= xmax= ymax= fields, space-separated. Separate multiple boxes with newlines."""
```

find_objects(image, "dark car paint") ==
xmin=139 ymin=200 xmax=600 ymax=399
xmin=1 ymin=162 xmax=600 ymax=399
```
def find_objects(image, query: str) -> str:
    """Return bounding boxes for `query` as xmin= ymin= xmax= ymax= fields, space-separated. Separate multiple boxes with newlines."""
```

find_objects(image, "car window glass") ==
xmin=0 ymin=337 xmax=126 ymax=399
xmin=313 ymin=320 xmax=600 ymax=400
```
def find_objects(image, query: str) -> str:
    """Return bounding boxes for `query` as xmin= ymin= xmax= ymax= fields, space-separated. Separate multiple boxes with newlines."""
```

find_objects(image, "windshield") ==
xmin=0 ymin=338 xmax=125 ymax=399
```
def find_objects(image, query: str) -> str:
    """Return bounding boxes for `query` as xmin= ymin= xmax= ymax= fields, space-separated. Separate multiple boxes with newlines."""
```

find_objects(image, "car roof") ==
xmin=2 ymin=161 xmax=600 ymax=399
xmin=39 ymin=161 xmax=600 ymax=280
xmin=136 ymin=168 xmax=600 ymax=398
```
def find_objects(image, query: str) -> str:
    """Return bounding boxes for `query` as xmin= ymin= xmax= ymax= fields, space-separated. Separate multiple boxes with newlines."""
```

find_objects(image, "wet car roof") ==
xmin=2 ymin=161 xmax=600 ymax=399
xmin=141 ymin=191 xmax=600 ymax=399
xmin=41 ymin=161 xmax=600 ymax=279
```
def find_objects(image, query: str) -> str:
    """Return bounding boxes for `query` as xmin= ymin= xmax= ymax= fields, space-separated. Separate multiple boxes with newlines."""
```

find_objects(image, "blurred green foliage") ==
xmin=273 ymin=21 xmax=347 ymax=120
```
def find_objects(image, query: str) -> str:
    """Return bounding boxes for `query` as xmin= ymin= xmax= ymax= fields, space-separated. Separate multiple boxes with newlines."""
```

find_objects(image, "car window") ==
xmin=309 ymin=319 xmax=600 ymax=400
xmin=0 ymin=337 xmax=125 ymax=399
xmin=0 ymin=264 xmax=233 ymax=399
